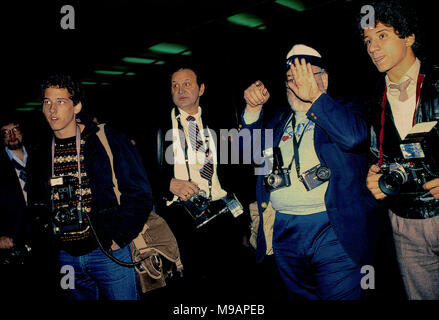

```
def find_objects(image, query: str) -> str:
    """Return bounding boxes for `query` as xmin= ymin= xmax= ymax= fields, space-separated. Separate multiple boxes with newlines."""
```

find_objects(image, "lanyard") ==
xmin=174 ymin=108 xmax=212 ymax=201
xmin=378 ymin=74 xmax=425 ymax=166
xmin=283 ymin=114 xmax=310 ymax=177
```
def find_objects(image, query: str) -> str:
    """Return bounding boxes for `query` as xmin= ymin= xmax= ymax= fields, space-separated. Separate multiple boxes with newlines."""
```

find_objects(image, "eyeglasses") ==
xmin=1 ymin=126 xmax=21 ymax=138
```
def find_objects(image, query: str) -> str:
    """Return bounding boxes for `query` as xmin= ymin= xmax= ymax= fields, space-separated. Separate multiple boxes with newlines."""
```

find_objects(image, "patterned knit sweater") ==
xmin=52 ymin=133 xmax=97 ymax=256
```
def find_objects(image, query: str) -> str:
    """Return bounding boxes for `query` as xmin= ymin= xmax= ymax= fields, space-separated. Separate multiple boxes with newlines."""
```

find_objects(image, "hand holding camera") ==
xmin=367 ymin=165 xmax=387 ymax=200
xmin=423 ymin=178 xmax=439 ymax=199
xmin=170 ymin=178 xmax=199 ymax=202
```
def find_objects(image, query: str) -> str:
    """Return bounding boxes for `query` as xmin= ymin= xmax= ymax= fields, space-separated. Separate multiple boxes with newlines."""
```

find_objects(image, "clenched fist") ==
xmin=0 ymin=236 xmax=14 ymax=250
xmin=244 ymin=80 xmax=270 ymax=113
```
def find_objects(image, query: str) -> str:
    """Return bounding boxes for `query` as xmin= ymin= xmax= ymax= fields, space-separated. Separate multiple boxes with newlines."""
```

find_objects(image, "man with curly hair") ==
xmin=361 ymin=0 xmax=439 ymax=299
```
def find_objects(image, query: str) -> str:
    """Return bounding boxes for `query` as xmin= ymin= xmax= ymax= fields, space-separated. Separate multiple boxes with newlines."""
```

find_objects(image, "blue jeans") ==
xmin=58 ymin=246 xmax=139 ymax=300
xmin=273 ymin=211 xmax=363 ymax=300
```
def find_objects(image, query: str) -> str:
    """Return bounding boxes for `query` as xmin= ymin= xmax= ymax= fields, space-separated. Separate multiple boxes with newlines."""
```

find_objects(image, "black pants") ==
xmin=156 ymin=202 xmax=250 ymax=302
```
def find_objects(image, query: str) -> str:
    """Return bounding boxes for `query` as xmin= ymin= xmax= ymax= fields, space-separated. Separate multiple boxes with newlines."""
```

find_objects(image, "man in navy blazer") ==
xmin=241 ymin=44 xmax=385 ymax=299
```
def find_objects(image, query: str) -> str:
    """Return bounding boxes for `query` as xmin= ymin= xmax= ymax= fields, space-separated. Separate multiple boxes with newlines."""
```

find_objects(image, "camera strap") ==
xmin=283 ymin=114 xmax=310 ymax=178
xmin=174 ymin=108 xmax=213 ymax=201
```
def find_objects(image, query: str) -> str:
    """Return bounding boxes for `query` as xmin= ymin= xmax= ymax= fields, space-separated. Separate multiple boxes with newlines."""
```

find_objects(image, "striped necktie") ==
xmin=199 ymin=151 xmax=214 ymax=182
xmin=186 ymin=116 xmax=214 ymax=182
xmin=187 ymin=116 xmax=204 ymax=152
xmin=11 ymin=158 xmax=27 ymax=192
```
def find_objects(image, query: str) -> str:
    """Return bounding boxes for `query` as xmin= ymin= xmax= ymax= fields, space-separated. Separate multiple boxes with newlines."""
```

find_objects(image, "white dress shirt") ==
xmin=169 ymin=106 xmax=227 ymax=203
xmin=385 ymin=58 xmax=421 ymax=140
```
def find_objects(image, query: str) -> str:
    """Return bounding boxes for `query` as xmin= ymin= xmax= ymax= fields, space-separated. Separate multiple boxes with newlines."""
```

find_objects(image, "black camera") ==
xmin=263 ymin=147 xmax=291 ymax=192
xmin=299 ymin=164 xmax=331 ymax=191
xmin=50 ymin=176 xmax=85 ymax=235
xmin=378 ymin=162 xmax=428 ymax=196
xmin=377 ymin=121 xmax=439 ymax=197
xmin=182 ymin=190 xmax=209 ymax=220
xmin=180 ymin=191 xmax=244 ymax=228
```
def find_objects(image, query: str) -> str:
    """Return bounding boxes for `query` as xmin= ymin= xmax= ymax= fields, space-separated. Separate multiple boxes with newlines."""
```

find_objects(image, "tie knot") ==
xmin=388 ymin=78 xmax=411 ymax=102
xmin=389 ymin=78 xmax=411 ymax=92
xmin=186 ymin=115 xmax=196 ymax=122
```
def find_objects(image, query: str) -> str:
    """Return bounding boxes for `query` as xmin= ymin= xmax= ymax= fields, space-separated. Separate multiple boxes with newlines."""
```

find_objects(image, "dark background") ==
xmin=1 ymin=0 xmax=436 ymax=304
xmin=3 ymin=0 xmax=436 ymax=201
xmin=2 ymin=0 xmax=436 ymax=144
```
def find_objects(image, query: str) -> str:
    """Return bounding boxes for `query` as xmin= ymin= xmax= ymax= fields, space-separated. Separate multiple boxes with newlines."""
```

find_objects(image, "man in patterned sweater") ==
xmin=39 ymin=74 xmax=152 ymax=300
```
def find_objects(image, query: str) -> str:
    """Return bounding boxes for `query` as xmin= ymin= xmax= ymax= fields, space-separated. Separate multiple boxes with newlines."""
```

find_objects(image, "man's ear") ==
xmin=73 ymin=101 xmax=82 ymax=114
xmin=322 ymin=72 xmax=329 ymax=92
xmin=405 ymin=33 xmax=415 ymax=47
xmin=199 ymin=83 xmax=205 ymax=97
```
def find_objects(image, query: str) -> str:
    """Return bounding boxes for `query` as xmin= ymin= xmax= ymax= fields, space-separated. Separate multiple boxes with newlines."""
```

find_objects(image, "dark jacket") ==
xmin=241 ymin=94 xmax=386 ymax=266
xmin=37 ymin=113 xmax=152 ymax=250
xmin=369 ymin=62 xmax=439 ymax=218
xmin=0 ymin=147 xmax=28 ymax=242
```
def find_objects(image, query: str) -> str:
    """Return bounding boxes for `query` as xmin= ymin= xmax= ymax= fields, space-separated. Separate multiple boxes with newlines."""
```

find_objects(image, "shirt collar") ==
xmin=385 ymin=57 xmax=421 ymax=86
xmin=5 ymin=145 xmax=27 ymax=167
xmin=178 ymin=106 xmax=202 ymax=122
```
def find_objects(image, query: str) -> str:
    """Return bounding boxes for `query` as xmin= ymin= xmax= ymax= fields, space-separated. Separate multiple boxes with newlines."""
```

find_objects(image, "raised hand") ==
xmin=244 ymin=80 xmax=270 ymax=113
xmin=0 ymin=236 xmax=14 ymax=249
xmin=288 ymin=58 xmax=323 ymax=103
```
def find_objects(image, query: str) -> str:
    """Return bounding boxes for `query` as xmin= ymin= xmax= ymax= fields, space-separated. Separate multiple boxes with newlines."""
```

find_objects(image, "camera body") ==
xmin=50 ymin=176 xmax=85 ymax=235
xmin=378 ymin=121 xmax=439 ymax=197
xmin=264 ymin=168 xmax=292 ymax=192
xmin=182 ymin=190 xmax=209 ymax=220
xmin=299 ymin=164 xmax=331 ymax=191
xmin=378 ymin=161 xmax=430 ymax=196
xmin=181 ymin=191 xmax=244 ymax=228
xmin=263 ymin=146 xmax=292 ymax=192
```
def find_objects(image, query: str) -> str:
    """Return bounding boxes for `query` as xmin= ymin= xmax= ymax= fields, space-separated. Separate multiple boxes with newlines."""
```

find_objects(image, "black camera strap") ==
xmin=174 ymin=108 xmax=213 ymax=201
xmin=283 ymin=114 xmax=310 ymax=178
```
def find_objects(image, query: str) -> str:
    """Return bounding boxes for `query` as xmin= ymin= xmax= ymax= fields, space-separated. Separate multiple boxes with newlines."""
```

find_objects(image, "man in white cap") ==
xmin=241 ymin=44 xmax=385 ymax=299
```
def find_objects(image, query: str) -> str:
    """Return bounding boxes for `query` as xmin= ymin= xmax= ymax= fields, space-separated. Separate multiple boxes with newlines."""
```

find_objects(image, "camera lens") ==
xmin=378 ymin=171 xmax=405 ymax=196
xmin=192 ymin=193 xmax=209 ymax=211
xmin=55 ymin=207 xmax=71 ymax=224
xmin=267 ymin=174 xmax=282 ymax=187
xmin=316 ymin=166 xmax=331 ymax=181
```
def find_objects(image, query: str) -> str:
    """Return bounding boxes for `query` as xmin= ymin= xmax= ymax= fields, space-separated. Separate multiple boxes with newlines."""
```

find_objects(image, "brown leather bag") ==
xmin=96 ymin=124 xmax=183 ymax=293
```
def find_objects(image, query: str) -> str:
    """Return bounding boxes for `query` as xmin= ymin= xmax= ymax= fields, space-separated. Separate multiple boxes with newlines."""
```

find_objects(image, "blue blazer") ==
xmin=242 ymin=94 xmax=385 ymax=266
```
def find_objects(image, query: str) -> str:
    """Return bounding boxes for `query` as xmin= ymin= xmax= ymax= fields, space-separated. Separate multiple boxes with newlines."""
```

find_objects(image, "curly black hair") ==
xmin=357 ymin=0 xmax=420 ymax=50
xmin=40 ymin=73 xmax=83 ymax=106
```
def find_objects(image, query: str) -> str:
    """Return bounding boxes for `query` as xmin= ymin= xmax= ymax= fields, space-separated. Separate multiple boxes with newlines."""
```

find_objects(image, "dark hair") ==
xmin=40 ymin=73 xmax=84 ymax=106
xmin=357 ymin=0 xmax=420 ymax=50
xmin=0 ymin=112 xmax=21 ymax=129
xmin=169 ymin=63 xmax=204 ymax=87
